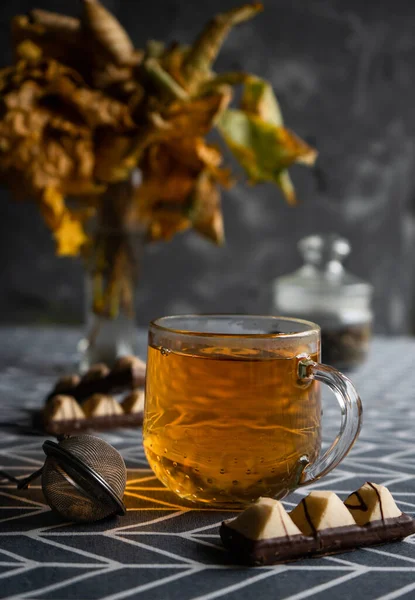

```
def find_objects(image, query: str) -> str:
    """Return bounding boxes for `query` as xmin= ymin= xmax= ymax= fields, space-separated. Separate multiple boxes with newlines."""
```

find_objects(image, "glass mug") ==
xmin=143 ymin=315 xmax=362 ymax=506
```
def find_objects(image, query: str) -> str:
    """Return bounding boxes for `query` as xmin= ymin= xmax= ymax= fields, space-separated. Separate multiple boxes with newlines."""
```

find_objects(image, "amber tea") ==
xmin=144 ymin=315 xmax=362 ymax=507
xmin=144 ymin=344 xmax=321 ymax=505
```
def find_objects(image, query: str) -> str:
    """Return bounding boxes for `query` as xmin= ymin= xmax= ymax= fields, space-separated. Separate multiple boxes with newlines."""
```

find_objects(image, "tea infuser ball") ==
xmin=19 ymin=434 xmax=127 ymax=523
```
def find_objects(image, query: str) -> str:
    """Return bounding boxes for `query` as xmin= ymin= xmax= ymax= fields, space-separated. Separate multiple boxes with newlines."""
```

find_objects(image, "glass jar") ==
xmin=272 ymin=235 xmax=373 ymax=370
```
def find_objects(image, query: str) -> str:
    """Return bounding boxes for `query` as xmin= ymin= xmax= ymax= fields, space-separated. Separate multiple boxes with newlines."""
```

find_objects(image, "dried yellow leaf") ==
xmin=218 ymin=109 xmax=317 ymax=193
xmin=40 ymin=187 xmax=88 ymax=256
xmin=236 ymin=76 xmax=317 ymax=203
xmin=0 ymin=58 xmax=134 ymax=202
xmin=54 ymin=212 xmax=88 ymax=256
xmin=188 ymin=171 xmax=224 ymax=244
xmin=183 ymin=3 xmax=263 ymax=91
xmin=241 ymin=76 xmax=283 ymax=125
xmin=159 ymin=89 xmax=232 ymax=140
xmin=15 ymin=40 xmax=43 ymax=60
xmin=40 ymin=186 xmax=65 ymax=229
xmin=81 ymin=0 xmax=135 ymax=67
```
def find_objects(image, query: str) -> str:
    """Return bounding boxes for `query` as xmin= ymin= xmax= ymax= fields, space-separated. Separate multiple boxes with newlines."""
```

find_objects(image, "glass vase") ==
xmin=79 ymin=171 xmax=145 ymax=370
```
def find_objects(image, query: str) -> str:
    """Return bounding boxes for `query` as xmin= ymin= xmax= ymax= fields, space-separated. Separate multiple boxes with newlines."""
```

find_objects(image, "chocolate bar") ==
xmin=46 ymin=355 xmax=146 ymax=403
xmin=220 ymin=483 xmax=415 ymax=565
xmin=39 ymin=411 xmax=144 ymax=435
xmin=39 ymin=387 xmax=145 ymax=435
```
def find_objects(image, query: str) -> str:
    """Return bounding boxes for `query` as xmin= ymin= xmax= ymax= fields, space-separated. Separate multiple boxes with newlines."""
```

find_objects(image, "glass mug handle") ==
xmin=297 ymin=357 xmax=363 ymax=485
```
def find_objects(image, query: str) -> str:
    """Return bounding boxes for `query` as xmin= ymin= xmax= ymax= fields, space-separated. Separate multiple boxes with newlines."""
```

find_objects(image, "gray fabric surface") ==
xmin=0 ymin=327 xmax=414 ymax=599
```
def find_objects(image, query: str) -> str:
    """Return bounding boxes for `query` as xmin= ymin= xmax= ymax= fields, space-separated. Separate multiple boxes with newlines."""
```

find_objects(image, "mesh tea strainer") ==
xmin=0 ymin=434 xmax=127 ymax=523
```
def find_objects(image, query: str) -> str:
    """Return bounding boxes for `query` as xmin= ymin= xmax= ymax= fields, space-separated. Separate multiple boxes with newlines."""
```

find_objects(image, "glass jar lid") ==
xmin=281 ymin=234 xmax=373 ymax=298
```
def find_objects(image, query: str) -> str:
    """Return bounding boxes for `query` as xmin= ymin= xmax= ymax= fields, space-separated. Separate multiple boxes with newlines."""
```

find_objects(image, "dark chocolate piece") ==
xmin=344 ymin=490 xmax=367 ymax=512
xmin=54 ymin=374 xmax=81 ymax=393
xmin=220 ymin=525 xmax=314 ymax=565
xmin=80 ymin=363 xmax=110 ymax=382
xmin=220 ymin=514 xmax=415 ymax=566
xmin=46 ymin=356 xmax=146 ymax=403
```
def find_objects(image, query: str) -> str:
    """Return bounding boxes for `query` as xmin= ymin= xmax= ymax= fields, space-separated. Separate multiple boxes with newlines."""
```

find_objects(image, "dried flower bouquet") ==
xmin=0 ymin=0 xmax=317 ymax=360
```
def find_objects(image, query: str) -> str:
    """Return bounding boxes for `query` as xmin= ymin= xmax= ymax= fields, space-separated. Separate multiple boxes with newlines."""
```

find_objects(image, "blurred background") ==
xmin=1 ymin=0 xmax=415 ymax=334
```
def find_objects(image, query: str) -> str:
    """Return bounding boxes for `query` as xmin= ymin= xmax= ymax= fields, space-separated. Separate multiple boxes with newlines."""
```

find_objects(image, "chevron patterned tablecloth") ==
xmin=0 ymin=327 xmax=414 ymax=600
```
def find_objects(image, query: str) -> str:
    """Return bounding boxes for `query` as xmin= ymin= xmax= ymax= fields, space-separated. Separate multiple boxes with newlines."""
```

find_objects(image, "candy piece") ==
xmin=220 ymin=498 xmax=311 ymax=565
xmin=122 ymin=389 xmax=145 ymax=414
xmin=225 ymin=497 xmax=302 ymax=540
xmin=81 ymin=363 xmax=110 ymax=382
xmin=44 ymin=395 xmax=85 ymax=421
xmin=344 ymin=482 xmax=402 ymax=526
xmin=82 ymin=394 xmax=124 ymax=417
xmin=113 ymin=355 xmax=146 ymax=372
xmin=289 ymin=491 xmax=356 ymax=536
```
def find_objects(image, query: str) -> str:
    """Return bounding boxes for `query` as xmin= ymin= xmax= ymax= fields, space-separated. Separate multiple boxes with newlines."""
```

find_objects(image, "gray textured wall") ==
xmin=1 ymin=0 xmax=415 ymax=333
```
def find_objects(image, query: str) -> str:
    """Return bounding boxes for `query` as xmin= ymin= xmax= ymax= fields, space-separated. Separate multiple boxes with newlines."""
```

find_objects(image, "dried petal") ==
xmin=91 ymin=62 xmax=132 ymax=89
xmin=241 ymin=76 xmax=283 ymax=126
xmin=142 ymin=58 xmax=189 ymax=101
xmin=146 ymin=40 xmax=166 ymax=59
xmin=148 ymin=214 xmax=191 ymax=242
xmin=15 ymin=40 xmax=43 ymax=61
xmin=165 ymin=138 xmax=222 ymax=172
xmin=237 ymin=76 xmax=317 ymax=203
xmin=188 ymin=171 xmax=224 ymax=244
xmin=40 ymin=186 xmax=65 ymax=229
xmin=0 ymin=58 xmax=134 ymax=203
xmin=29 ymin=9 xmax=80 ymax=34
xmin=183 ymin=3 xmax=263 ymax=90
xmin=160 ymin=89 xmax=232 ymax=140
xmin=72 ymin=87 xmax=134 ymax=128
xmin=200 ymin=71 xmax=249 ymax=94
xmin=275 ymin=170 xmax=296 ymax=206
xmin=94 ymin=134 xmax=140 ymax=183
xmin=132 ymin=142 xmax=197 ymax=240
xmin=12 ymin=14 xmax=83 ymax=74
xmin=218 ymin=109 xmax=317 ymax=198
xmin=160 ymin=43 xmax=188 ymax=88
xmin=54 ymin=212 xmax=88 ymax=256
xmin=39 ymin=187 xmax=88 ymax=256
xmin=82 ymin=0 xmax=135 ymax=66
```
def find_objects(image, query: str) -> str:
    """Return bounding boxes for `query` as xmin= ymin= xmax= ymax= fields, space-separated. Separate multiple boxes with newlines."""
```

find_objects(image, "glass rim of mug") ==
xmin=150 ymin=314 xmax=321 ymax=339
